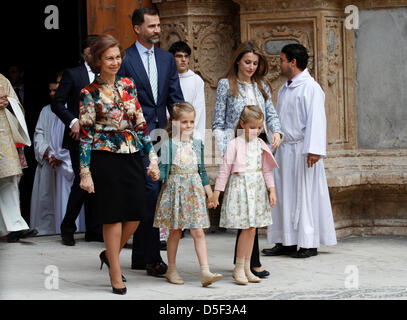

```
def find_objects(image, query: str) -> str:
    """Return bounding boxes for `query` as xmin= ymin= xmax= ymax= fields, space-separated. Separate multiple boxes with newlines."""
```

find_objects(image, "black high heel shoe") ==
xmin=99 ymin=250 xmax=127 ymax=282
xmin=111 ymin=284 xmax=127 ymax=295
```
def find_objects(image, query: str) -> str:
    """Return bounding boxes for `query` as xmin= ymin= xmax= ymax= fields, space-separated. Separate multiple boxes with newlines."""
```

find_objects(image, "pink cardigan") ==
xmin=215 ymin=137 xmax=279 ymax=191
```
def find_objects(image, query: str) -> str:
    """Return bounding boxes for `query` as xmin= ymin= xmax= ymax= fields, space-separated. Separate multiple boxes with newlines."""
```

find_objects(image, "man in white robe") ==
xmin=30 ymin=78 xmax=86 ymax=235
xmin=30 ymin=81 xmax=63 ymax=235
xmin=264 ymin=44 xmax=337 ymax=258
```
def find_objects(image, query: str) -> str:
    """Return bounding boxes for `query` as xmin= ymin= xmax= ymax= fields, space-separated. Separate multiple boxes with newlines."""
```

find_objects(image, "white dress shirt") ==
xmin=135 ymin=41 xmax=158 ymax=79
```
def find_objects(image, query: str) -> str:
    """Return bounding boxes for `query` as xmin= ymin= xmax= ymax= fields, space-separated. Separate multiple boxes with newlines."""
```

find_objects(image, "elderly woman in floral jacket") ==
xmin=212 ymin=41 xmax=283 ymax=279
xmin=79 ymin=34 xmax=159 ymax=295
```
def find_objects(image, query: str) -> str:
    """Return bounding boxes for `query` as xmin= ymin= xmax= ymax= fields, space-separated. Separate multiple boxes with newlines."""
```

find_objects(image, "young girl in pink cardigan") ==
xmin=212 ymin=105 xmax=278 ymax=285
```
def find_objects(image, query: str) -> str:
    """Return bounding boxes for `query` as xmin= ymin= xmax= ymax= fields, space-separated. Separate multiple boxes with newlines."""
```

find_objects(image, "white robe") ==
xmin=179 ymin=70 xmax=206 ymax=143
xmin=50 ymin=109 xmax=86 ymax=233
xmin=267 ymin=69 xmax=337 ymax=248
xmin=0 ymin=176 xmax=29 ymax=236
xmin=29 ymin=105 xmax=57 ymax=235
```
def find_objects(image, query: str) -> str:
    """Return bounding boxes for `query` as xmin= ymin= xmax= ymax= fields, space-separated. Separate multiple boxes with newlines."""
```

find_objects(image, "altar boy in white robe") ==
xmin=30 ymin=80 xmax=63 ymax=235
xmin=30 ymin=77 xmax=85 ymax=235
xmin=263 ymin=44 xmax=337 ymax=258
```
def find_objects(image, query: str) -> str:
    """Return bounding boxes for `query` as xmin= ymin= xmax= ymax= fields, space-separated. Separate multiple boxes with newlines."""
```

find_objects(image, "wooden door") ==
xmin=87 ymin=0 xmax=153 ymax=49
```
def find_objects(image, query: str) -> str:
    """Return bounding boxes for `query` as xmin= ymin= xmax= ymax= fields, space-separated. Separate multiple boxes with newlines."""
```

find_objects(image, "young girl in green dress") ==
xmin=154 ymin=102 xmax=222 ymax=287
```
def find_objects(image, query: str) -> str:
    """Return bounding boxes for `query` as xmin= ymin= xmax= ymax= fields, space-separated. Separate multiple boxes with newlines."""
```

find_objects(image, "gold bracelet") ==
xmin=80 ymin=171 xmax=92 ymax=178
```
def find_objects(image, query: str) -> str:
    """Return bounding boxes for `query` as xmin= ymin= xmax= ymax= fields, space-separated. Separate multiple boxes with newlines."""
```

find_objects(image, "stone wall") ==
xmin=355 ymin=8 xmax=407 ymax=149
xmin=153 ymin=0 xmax=241 ymax=137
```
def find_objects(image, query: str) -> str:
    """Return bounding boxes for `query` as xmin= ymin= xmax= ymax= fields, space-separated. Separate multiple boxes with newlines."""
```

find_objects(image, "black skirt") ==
xmin=89 ymin=150 xmax=146 ymax=225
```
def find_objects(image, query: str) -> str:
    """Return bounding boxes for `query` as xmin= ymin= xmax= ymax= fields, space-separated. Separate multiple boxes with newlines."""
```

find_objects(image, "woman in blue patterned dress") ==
xmin=212 ymin=41 xmax=283 ymax=278
xmin=154 ymin=102 xmax=222 ymax=287
xmin=79 ymin=34 xmax=159 ymax=295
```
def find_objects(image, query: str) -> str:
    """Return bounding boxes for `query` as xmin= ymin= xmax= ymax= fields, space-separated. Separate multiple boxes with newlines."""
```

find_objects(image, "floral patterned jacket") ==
xmin=212 ymin=78 xmax=282 ymax=156
xmin=79 ymin=76 xmax=157 ymax=169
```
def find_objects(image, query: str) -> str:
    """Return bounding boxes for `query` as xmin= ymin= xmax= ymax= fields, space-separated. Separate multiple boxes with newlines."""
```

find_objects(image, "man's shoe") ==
xmin=291 ymin=248 xmax=318 ymax=258
xmin=250 ymin=269 xmax=270 ymax=278
xmin=7 ymin=229 xmax=38 ymax=243
xmin=61 ymin=234 xmax=75 ymax=246
xmin=262 ymin=243 xmax=297 ymax=256
xmin=146 ymin=261 xmax=168 ymax=277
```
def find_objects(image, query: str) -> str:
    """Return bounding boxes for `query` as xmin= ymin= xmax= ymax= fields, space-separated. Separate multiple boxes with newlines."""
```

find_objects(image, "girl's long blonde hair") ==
xmin=165 ymin=102 xmax=196 ymax=139
xmin=235 ymin=105 xmax=264 ymax=136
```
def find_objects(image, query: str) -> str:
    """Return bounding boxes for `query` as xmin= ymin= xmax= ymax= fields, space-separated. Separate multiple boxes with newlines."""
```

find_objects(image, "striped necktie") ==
xmin=147 ymin=49 xmax=158 ymax=104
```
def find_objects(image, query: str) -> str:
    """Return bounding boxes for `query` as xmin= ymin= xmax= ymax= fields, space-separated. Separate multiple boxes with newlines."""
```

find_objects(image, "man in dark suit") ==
xmin=51 ymin=35 xmax=103 ymax=246
xmin=118 ymin=7 xmax=184 ymax=277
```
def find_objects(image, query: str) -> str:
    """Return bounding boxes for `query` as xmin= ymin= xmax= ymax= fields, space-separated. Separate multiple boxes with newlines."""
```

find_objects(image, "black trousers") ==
xmin=60 ymin=148 xmax=102 ymax=236
xmin=131 ymin=150 xmax=163 ymax=266
xmin=233 ymin=228 xmax=262 ymax=268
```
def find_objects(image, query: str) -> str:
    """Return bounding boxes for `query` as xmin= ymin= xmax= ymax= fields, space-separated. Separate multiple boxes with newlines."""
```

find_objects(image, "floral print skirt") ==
xmin=220 ymin=172 xmax=272 ymax=229
xmin=154 ymin=172 xmax=210 ymax=230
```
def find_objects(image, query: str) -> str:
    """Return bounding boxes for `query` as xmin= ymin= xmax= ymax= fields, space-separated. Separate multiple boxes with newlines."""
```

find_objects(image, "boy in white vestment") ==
xmin=263 ymin=44 xmax=337 ymax=258
xmin=30 ymin=77 xmax=85 ymax=235
xmin=30 ymin=81 xmax=63 ymax=235
xmin=169 ymin=41 xmax=206 ymax=143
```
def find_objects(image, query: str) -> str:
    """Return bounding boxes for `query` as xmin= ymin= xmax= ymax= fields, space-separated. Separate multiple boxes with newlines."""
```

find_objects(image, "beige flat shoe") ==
xmin=245 ymin=273 xmax=261 ymax=283
xmin=201 ymin=273 xmax=223 ymax=287
xmin=165 ymin=269 xmax=184 ymax=285
xmin=232 ymin=270 xmax=248 ymax=285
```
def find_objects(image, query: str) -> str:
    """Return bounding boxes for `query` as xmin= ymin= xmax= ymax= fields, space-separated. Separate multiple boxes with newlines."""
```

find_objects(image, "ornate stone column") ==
xmin=153 ymin=0 xmax=240 ymax=139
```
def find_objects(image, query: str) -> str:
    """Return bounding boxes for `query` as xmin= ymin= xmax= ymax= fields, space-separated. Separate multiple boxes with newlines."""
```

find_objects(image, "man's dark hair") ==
xmin=281 ymin=44 xmax=309 ymax=71
xmin=81 ymin=34 xmax=99 ymax=53
xmin=132 ymin=7 xmax=158 ymax=27
xmin=168 ymin=41 xmax=191 ymax=56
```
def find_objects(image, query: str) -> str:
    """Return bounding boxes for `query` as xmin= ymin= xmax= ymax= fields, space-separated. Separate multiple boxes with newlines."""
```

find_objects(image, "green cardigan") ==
xmin=159 ymin=138 xmax=210 ymax=186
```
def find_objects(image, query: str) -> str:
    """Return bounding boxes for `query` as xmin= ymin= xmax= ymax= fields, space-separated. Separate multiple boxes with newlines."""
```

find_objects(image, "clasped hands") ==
xmin=0 ymin=94 xmax=9 ymax=109
xmin=44 ymin=149 xmax=62 ymax=169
